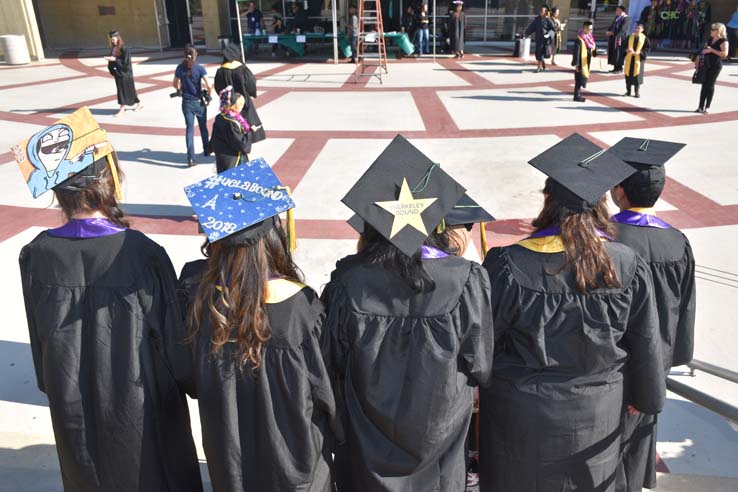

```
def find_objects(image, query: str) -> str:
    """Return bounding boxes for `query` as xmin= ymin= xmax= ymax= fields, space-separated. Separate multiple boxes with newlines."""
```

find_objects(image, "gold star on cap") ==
xmin=375 ymin=178 xmax=437 ymax=238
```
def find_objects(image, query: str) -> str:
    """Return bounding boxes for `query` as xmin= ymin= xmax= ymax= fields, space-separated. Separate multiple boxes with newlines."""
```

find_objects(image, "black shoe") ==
xmin=634 ymin=92 xmax=640 ymax=98
xmin=624 ymin=92 xmax=631 ymax=97
xmin=187 ymin=159 xmax=195 ymax=167
xmin=574 ymin=95 xmax=586 ymax=102
xmin=203 ymin=150 xmax=212 ymax=157
xmin=695 ymin=107 xmax=704 ymax=113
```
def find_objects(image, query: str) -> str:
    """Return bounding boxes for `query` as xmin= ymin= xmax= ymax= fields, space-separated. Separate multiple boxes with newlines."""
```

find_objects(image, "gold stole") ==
xmin=624 ymin=34 xmax=646 ymax=77
xmin=578 ymin=37 xmax=590 ymax=79
xmin=221 ymin=60 xmax=243 ymax=69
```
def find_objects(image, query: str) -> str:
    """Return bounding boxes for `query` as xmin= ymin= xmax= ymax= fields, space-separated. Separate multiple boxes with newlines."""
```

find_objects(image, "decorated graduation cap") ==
xmin=184 ymin=158 xmax=296 ymax=248
xmin=607 ymin=137 xmax=686 ymax=184
xmin=11 ymin=106 xmax=119 ymax=199
xmin=442 ymin=193 xmax=495 ymax=254
xmin=528 ymin=133 xmax=635 ymax=213
xmin=108 ymin=30 xmax=121 ymax=38
xmin=342 ymin=135 xmax=466 ymax=257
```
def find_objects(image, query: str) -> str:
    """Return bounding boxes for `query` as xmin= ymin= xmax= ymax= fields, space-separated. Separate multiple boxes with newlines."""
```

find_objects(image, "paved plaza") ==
xmin=1 ymin=48 xmax=737 ymax=490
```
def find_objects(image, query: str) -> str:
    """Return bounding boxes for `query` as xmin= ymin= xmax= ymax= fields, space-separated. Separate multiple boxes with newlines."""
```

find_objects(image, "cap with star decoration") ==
xmin=184 ymin=158 xmax=297 ymax=248
xmin=341 ymin=135 xmax=466 ymax=257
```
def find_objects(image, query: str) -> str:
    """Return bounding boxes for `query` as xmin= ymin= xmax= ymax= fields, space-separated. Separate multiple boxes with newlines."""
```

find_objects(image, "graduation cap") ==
xmin=184 ymin=158 xmax=296 ymax=248
xmin=441 ymin=193 xmax=495 ymax=254
xmin=108 ymin=30 xmax=121 ymax=38
xmin=528 ymin=133 xmax=635 ymax=212
xmin=222 ymin=43 xmax=243 ymax=62
xmin=342 ymin=135 xmax=466 ymax=257
xmin=607 ymin=137 xmax=686 ymax=184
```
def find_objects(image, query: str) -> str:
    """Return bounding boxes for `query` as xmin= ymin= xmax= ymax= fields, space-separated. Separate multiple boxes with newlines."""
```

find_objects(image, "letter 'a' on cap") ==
xmin=528 ymin=133 xmax=636 ymax=208
xmin=184 ymin=158 xmax=296 ymax=246
xmin=341 ymin=134 xmax=466 ymax=257
xmin=607 ymin=137 xmax=686 ymax=183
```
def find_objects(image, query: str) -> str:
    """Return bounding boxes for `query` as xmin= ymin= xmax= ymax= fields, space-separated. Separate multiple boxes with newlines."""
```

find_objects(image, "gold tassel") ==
xmin=436 ymin=218 xmax=446 ymax=234
xmin=107 ymin=153 xmax=122 ymax=201
xmin=480 ymin=222 xmax=488 ymax=255
xmin=277 ymin=186 xmax=297 ymax=252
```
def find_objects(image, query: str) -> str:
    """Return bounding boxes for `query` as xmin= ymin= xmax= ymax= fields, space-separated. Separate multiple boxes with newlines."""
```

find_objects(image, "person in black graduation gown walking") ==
xmin=177 ymin=163 xmax=337 ymax=492
xmin=19 ymin=153 xmax=202 ymax=492
xmin=525 ymin=5 xmax=557 ymax=72
xmin=623 ymin=23 xmax=651 ymax=97
xmin=607 ymin=6 xmax=631 ymax=73
xmin=608 ymin=138 xmax=695 ymax=492
xmin=214 ymin=44 xmax=266 ymax=143
xmin=104 ymin=30 xmax=142 ymax=117
xmin=210 ymin=87 xmax=252 ymax=173
xmin=479 ymin=134 xmax=666 ymax=492
xmin=323 ymin=136 xmax=494 ymax=492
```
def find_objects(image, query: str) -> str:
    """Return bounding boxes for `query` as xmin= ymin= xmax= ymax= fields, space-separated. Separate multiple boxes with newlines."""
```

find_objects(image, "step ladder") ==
xmin=354 ymin=0 xmax=388 ymax=84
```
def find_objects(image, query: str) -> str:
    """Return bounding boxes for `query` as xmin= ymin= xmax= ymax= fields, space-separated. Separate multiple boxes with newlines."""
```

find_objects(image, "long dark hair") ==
xmin=357 ymin=224 xmax=458 ymax=292
xmin=54 ymin=153 xmax=129 ymax=228
xmin=183 ymin=44 xmax=197 ymax=70
xmin=532 ymin=178 xmax=620 ymax=293
xmin=188 ymin=220 xmax=302 ymax=369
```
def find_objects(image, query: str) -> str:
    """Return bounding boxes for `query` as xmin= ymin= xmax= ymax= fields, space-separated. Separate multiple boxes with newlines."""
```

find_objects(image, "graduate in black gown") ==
xmin=323 ymin=135 xmax=494 ymax=491
xmin=479 ymin=133 xmax=666 ymax=492
xmin=607 ymin=6 xmax=631 ymax=73
xmin=623 ymin=22 xmax=652 ymax=98
xmin=104 ymin=30 xmax=142 ymax=117
xmin=211 ymin=87 xmax=252 ymax=173
xmin=214 ymin=44 xmax=266 ymax=143
xmin=608 ymin=138 xmax=695 ymax=492
xmin=177 ymin=162 xmax=337 ymax=492
xmin=19 ymin=150 xmax=202 ymax=492
xmin=526 ymin=5 xmax=557 ymax=72
xmin=572 ymin=21 xmax=596 ymax=102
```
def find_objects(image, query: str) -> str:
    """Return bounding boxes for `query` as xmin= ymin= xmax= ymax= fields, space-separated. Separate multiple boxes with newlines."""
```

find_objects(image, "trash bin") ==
xmin=513 ymin=35 xmax=530 ymax=60
xmin=218 ymin=35 xmax=231 ymax=51
xmin=0 ymin=34 xmax=31 ymax=65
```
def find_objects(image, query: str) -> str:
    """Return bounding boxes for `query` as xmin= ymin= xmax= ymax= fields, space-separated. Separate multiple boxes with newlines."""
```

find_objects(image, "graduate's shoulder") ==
xmin=266 ymin=281 xmax=324 ymax=349
xmin=614 ymin=222 xmax=692 ymax=263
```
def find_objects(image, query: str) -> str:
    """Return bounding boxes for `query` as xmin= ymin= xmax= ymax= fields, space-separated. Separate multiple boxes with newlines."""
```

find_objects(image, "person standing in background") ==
xmin=104 ymin=30 xmax=142 ymax=117
xmin=449 ymin=1 xmax=466 ymax=58
xmin=572 ymin=21 xmax=596 ymax=102
xmin=244 ymin=1 xmax=265 ymax=56
xmin=348 ymin=5 xmax=359 ymax=63
xmin=415 ymin=3 xmax=431 ymax=55
xmin=173 ymin=45 xmax=213 ymax=167
xmin=727 ymin=4 xmax=738 ymax=60
xmin=526 ymin=5 xmax=557 ymax=72
xmin=623 ymin=22 xmax=651 ymax=98
xmin=607 ymin=5 xmax=631 ymax=73
xmin=550 ymin=6 xmax=566 ymax=65
xmin=696 ymin=22 xmax=729 ymax=113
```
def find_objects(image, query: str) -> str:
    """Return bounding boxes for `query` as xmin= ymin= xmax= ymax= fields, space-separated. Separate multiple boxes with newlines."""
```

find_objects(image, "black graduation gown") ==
xmin=19 ymin=230 xmax=202 ymax=492
xmin=572 ymin=37 xmax=593 ymax=88
xmin=210 ymin=113 xmax=251 ymax=173
xmin=624 ymin=35 xmax=651 ymax=86
xmin=214 ymin=62 xmax=266 ymax=143
xmin=448 ymin=12 xmax=465 ymax=52
xmin=608 ymin=15 xmax=631 ymax=68
xmin=321 ymin=254 xmax=494 ymax=492
xmin=176 ymin=260 xmax=336 ymax=492
xmin=613 ymin=223 xmax=695 ymax=492
xmin=525 ymin=16 xmax=556 ymax=60
xmin=107 ymin=46 xmax=140 ymax=106
xmin=479 ymin=242 xmax=665 ymax=492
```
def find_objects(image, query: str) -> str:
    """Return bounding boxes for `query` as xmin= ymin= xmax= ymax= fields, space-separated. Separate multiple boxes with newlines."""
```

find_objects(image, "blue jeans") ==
xmin=416 ymin=27 xmax=429 ymax=54
xmin=182 ymin=98 xmax=209 ymax=160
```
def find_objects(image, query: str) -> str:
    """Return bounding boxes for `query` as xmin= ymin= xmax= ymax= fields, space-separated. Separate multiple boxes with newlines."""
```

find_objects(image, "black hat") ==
xmin=608 ymin=137 xmax=685 ymax=184
xmin=444 ymin=193 xmax=495 ymax=227
xmin=109 ymin=30 xmax=121 ymax=38
xmin=222 ymin=43 xmax=243 ymax=62
xmin=528 ymin=133 xmax=635 ymax=212
xmin=342 ymin=135 xmax=466 ymax=257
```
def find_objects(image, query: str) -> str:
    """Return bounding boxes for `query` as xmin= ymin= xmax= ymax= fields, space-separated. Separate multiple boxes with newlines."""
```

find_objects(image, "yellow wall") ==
xmin=36 ymin=0 xmax=160 ymax=49
xmin=0 ymin=0 xmax=44 ymax=60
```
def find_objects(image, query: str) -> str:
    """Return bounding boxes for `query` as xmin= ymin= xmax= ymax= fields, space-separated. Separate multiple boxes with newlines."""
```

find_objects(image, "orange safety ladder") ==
xmin=354 ymin=0 xmax=388 ymax=84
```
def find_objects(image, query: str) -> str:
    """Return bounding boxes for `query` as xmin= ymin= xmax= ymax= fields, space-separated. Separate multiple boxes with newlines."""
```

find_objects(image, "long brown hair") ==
xmin=54 ymin=153 xmax=129 ymax=228
xmin=183 ymin=44 xmax=197 ymax=70
xmin=532 ymin=178 xmax=620 ymax=293
xmin=188 ymin=220 xmax=302 ymax=369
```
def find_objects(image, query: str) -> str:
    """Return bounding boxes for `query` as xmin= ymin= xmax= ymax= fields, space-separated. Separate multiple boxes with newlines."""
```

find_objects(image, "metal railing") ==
xmin=666 ymin=359 xmax=738 ymax=424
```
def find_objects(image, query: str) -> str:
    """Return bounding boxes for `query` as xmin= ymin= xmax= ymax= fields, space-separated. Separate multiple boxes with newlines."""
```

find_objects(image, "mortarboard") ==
xmin=342 ymin=135 xmax=466 ymax=257
xmin=607 ymin=137 xmax=685 ymax=184
xmin=184 ymin=158 xmax=296 ymax=248
xmin=442 ymin=193 xmax=495 ymax=254
xmin=528 ymin=133 xmax=635 ymax=212
xmin=222 ymin=43 xmax=243 ymax=62
xmin=12 ymin=107 xmax=119 ymax=199
xmin=109 ymin=30 xmax=121 ymax=38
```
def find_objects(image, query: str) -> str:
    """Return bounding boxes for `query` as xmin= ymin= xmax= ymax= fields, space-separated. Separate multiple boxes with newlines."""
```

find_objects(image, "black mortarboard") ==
xmin=109 ymin=30 xmax=121 ymax=38
xmin=444 ymin=193 xmax=495 ymax=227
xmin=342 ymin=135 xmax=466 ymax=257
xmin=608 ymin=137 xmax=685 ymax=183
xmin=528 ymin=133 xmax=635 ymax=211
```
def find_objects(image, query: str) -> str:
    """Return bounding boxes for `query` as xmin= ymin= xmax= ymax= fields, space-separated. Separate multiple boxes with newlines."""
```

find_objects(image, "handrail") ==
xmin=666 ymin=377 xmax=738 ymax=424
xmin=687 ymin=359 xmax=738 ymax=384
